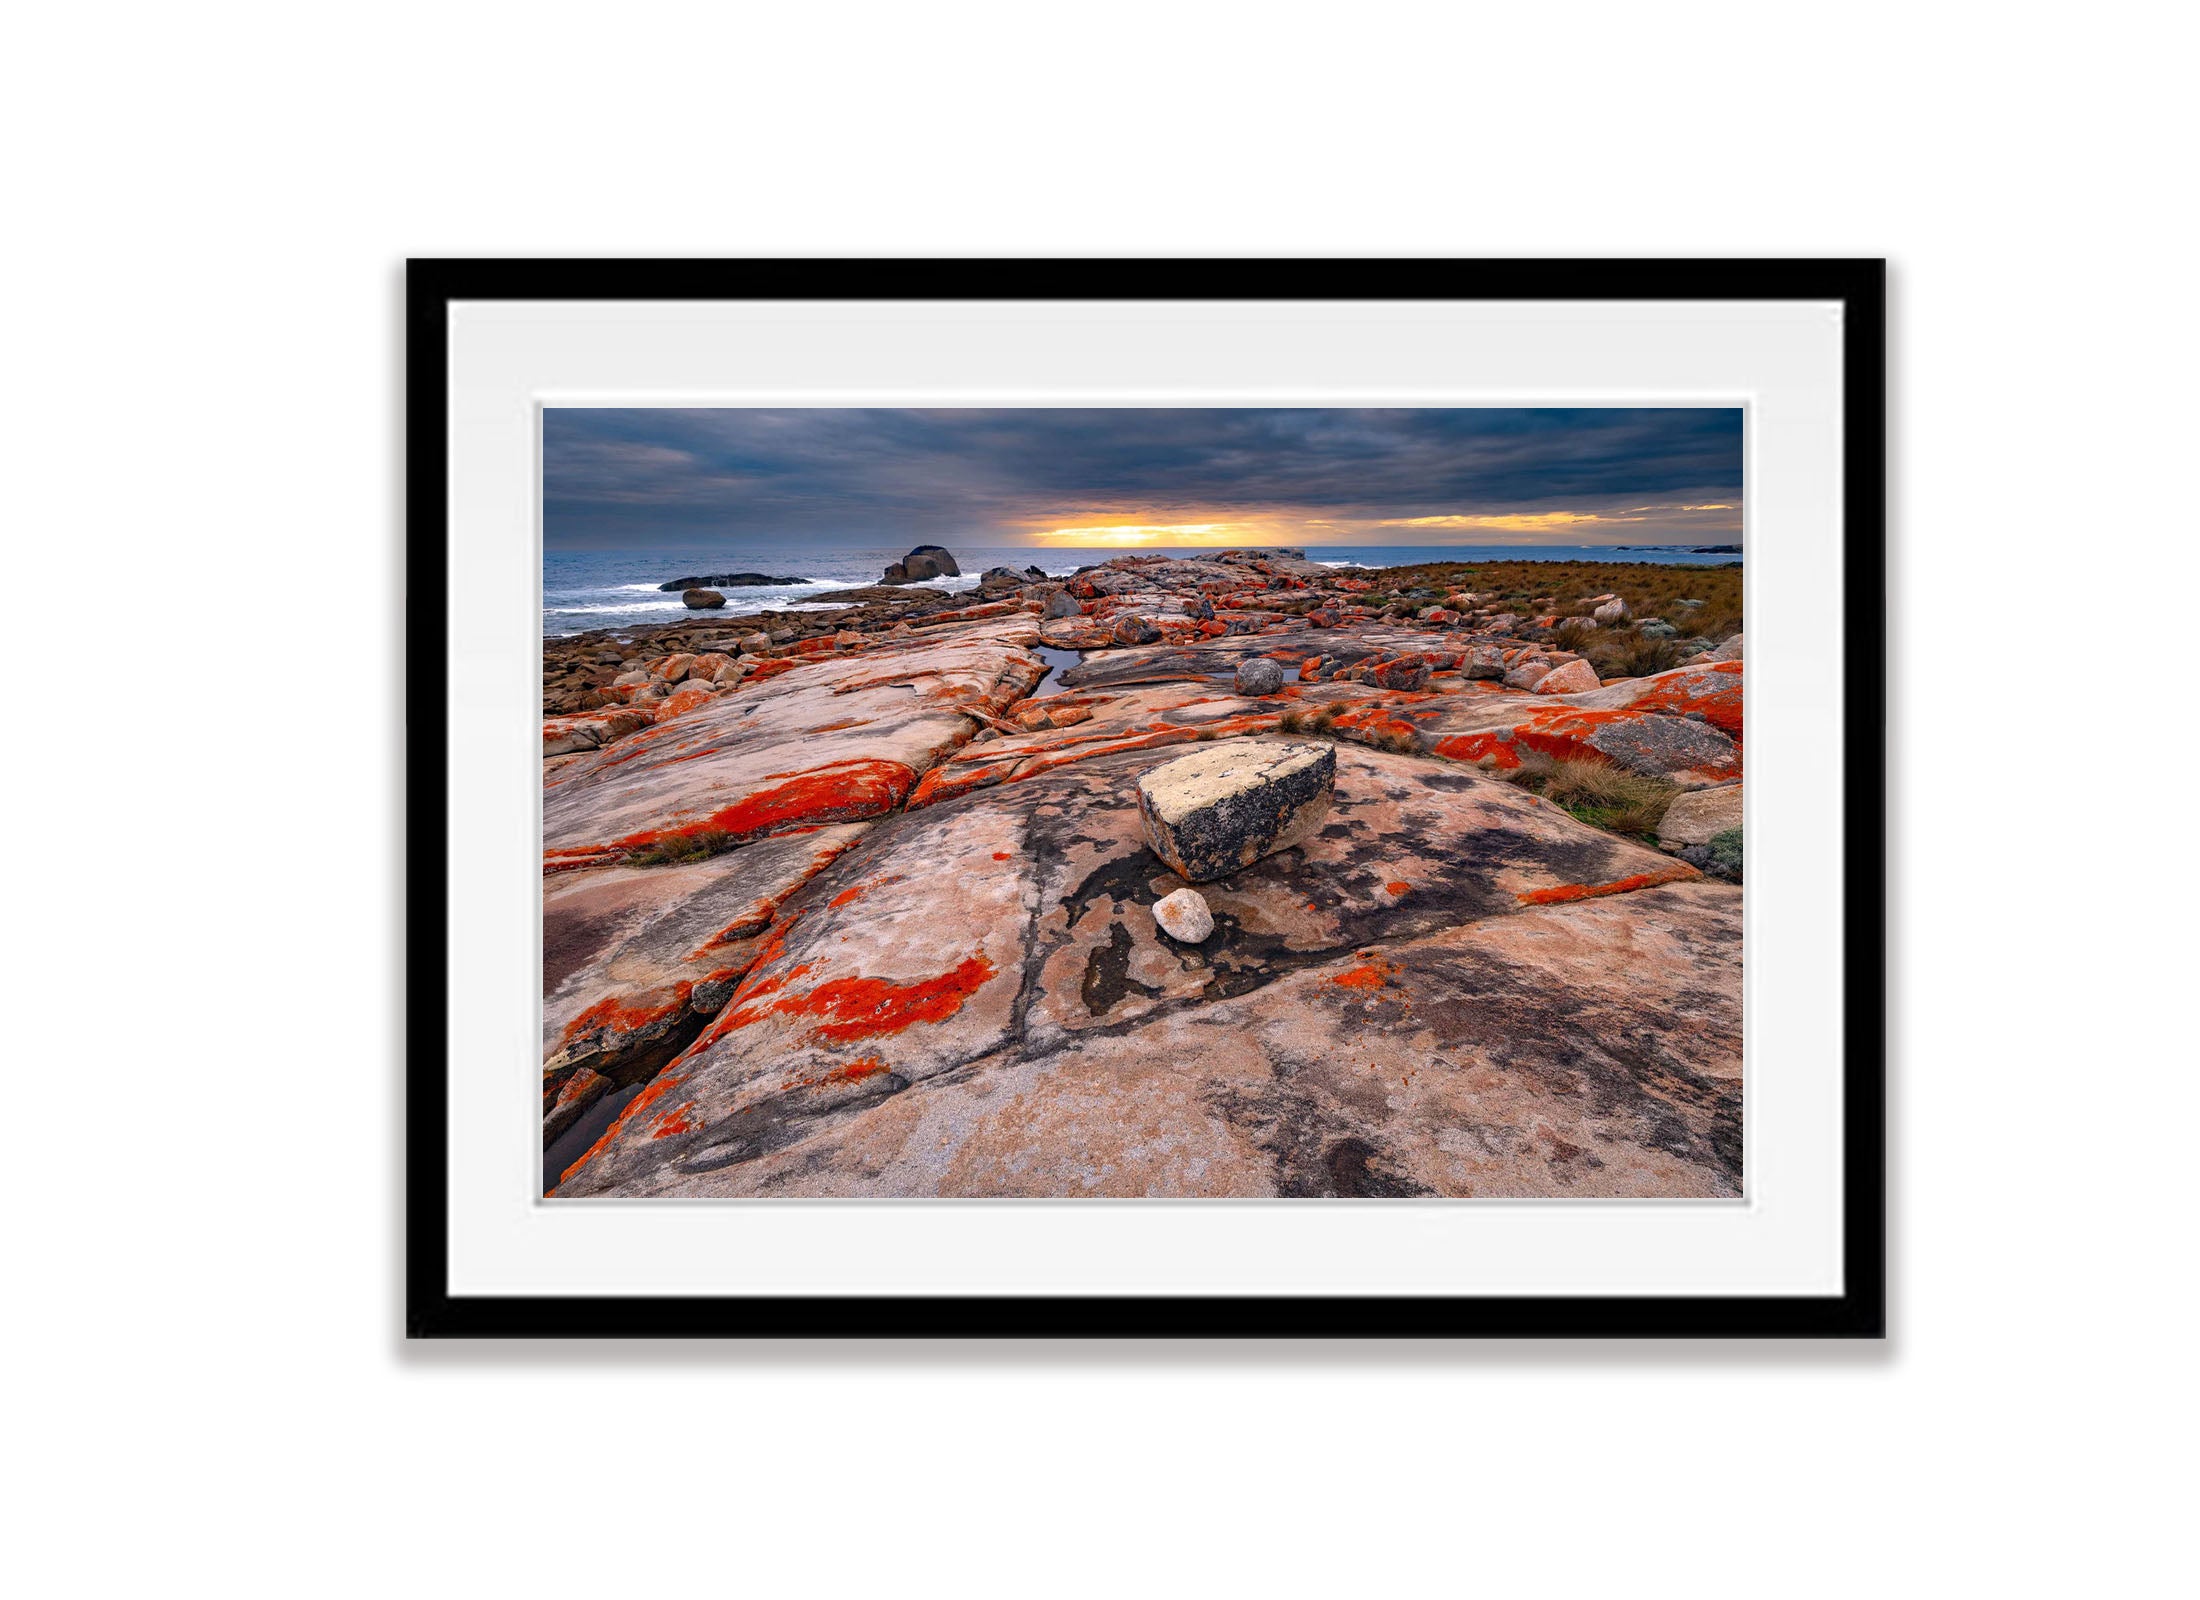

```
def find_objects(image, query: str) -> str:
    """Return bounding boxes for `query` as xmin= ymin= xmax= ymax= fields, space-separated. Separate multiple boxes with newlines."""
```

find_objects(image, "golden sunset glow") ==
xmin=1027 ymin=521 xmax=1293 ymax=547
xmin=1380 ymin=503 xmax=1736 ymax=533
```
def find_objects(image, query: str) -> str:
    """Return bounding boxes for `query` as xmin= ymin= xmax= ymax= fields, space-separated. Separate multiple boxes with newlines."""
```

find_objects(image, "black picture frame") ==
xmin=406 ymin=258 xmax=1885 ymax=1340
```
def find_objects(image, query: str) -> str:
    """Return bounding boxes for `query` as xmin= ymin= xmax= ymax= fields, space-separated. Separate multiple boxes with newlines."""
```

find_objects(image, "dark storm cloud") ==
xmin=542 ymin=408 xmax=1742 ymax=546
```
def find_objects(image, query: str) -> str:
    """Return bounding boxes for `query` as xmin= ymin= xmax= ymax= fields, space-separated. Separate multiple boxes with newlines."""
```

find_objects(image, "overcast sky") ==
xmin=543 ymin=407 xmax=1743 ymax=550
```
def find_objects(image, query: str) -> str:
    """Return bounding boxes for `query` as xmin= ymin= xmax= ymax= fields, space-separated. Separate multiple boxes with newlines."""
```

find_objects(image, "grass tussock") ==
xmin=1279 ymin=707 xmax=1338 ymax=736
xmin=625 ymin=829 xmax=742 ymax=867
xmin=1495 ymin=752 xmax=1680 ymax=840
xmin=1580 ymin=631 xmax=1690 ymax=681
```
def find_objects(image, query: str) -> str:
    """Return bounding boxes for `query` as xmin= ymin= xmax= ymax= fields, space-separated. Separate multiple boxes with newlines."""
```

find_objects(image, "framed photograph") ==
xmin=408 ymin=259 xmax=1883 ymax=1337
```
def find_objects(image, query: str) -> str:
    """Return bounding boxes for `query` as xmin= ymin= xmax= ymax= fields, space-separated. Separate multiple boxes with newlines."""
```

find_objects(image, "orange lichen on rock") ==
xmin=559 ymin=1069 xmax=687 ymax=1186
xmin=556 ymin=982 xmax=694 ymax=1049
xmin=824 ymin=1054 xmax=891 ymax=1084
xmin=1625 ymin=661 xmax=1744 ymax=737
xmin=611 ymin=759 xmax=916 ymax=853
xmin=647 ymin=1101 xmax=697 ymax=1139
xmin=712 ymin=955 xmax=998 ymax=1048
xmin=1329 ymin=950 xmax=1407 ymax=992
xmin=1516 ymin=862 xmax=1701 ymax=906
xmin=1385 ymin=881 xmax=1411 ymax=896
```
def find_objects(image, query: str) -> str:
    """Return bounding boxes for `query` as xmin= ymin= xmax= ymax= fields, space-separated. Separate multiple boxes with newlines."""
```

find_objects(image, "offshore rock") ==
xmin=898 ymin=545 xmax=960 ymax=582
xmin=1135 ymin=739 xmax=1337 ymax=885
xmin=1152 ymin=886 xmax=1215 ymax=943
xmin=655 ymin=572 xmax=803 ymax=592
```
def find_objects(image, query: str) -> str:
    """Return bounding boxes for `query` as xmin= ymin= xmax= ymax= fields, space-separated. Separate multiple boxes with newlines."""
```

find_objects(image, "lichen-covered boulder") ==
xmin=1112 ymin=614 xmax=1162 ymax=645
xmin=683 ymin=588 xmax=726 ymax=609
xmin=1233 ymin=657 xmax=1287 ymax=696
xmin=1372 ymin=657 xmax=1430 ymax=691
xmin=1044 ymin=589 xmax=1083 ymax=619
xmin=1135 ymin=739 xmax=1337 ymax=884
xmin=1533 ymin=658 xmax=1599 ymax=695
xmin=1504 ymin=658 xmax=1553 ymax=690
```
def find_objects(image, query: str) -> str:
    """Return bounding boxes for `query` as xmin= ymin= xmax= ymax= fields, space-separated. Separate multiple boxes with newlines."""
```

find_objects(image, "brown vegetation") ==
xmin=1364 ymin=558 xmax=1742 ymax=643
xmin=1491 ymin=751 xmax=1681 ymax=841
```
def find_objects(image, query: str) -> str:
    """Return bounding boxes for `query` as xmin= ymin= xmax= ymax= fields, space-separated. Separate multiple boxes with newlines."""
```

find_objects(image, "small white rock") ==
xmin=1152 ymin=887 xmax=1215 ymax=943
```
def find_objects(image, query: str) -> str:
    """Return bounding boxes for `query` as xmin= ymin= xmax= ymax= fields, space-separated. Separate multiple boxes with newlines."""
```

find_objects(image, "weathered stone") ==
xmin=1135 ymin=740 xmax=1337 ymax=884
xmin=1658 ymin=782 xmax=1744 ymax=846
xmin=1712 ymin=632 xmax=1744 ymax=661
xmin=683 ymin=588 xmax=726 ymax=609
xmin=1372 ymin=657 xmax=1430 ymax=691
xmin=1504 ymin=658 xmax=1554 ymax=690
xmin=1044 ymin=589 xmax=1083 ymax=619
xmin=1582 ymin=715 xmax=1738 ymax=780
xmin=543 ymin=706 xmax=655 ymax=757
xmin=1461 ymin=645 xmax=1507 ymax=680
xmin=1233 ymin=657 xmax=1287 ymax=696
xmin=1152 ymin=887 xmax=1215 ymax=943
xmin=1111 ymin=614 xmax=1162 ymax=645
xmin=543 ymin=1067 xmax=612 ymax=1144
xmin=1533 ymin=658 xmax=1600 ymax=695
xmin=1593 ymin=597 xmax=1629 ymax=624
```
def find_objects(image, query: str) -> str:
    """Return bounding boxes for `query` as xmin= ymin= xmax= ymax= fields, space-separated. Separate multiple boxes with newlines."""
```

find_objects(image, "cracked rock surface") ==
xmin=539 ymin=549 xmax=1743 ymax=1197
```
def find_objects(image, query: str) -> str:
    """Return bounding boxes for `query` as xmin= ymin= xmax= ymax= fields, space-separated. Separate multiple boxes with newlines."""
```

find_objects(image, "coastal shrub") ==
xmin=1373 ymin=558 xmax=1741 ymax=644
xmin=1704 ymin=827 xmax=1743 ymax=880
xmin=626 ymin=829 xmax=742 ymax=867
xmin=1582 ymin=631 xmax=1689 ymax=680
xmin=1496 ymin=752 xmax=1679 ymax=840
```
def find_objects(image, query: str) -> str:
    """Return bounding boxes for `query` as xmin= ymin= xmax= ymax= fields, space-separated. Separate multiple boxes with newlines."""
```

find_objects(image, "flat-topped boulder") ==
xmin=1135 ymin=739 xmax=1337 ymax=884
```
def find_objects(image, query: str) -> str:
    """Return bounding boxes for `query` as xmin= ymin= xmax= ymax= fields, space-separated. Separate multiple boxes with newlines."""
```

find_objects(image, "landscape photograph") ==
xmin=537 ymin=407 xmax=1746 ymax=1199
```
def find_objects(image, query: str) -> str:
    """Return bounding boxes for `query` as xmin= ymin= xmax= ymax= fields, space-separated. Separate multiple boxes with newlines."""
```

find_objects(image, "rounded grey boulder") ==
xmin=1233 ymin=657 xmax=1287 ymax=696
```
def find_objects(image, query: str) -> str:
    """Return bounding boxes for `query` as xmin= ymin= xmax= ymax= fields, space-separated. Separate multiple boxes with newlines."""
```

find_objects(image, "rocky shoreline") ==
xmin=540 ymin=546 xmax=1745 ymax=1198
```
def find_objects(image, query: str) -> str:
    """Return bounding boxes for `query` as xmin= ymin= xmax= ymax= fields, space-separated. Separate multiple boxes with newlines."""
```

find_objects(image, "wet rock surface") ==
xmin=539 ymin=548 xmax=1744 ymax=1195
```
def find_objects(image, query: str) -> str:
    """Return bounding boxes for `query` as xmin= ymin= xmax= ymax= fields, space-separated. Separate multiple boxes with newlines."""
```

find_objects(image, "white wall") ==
xmin=5 ymin=3 xmax=2187 ymax=1594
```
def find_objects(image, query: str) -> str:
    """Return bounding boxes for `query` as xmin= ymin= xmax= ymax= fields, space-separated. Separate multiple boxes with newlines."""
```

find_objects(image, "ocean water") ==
xmin=543 ymin=543 xmax=1741 ymax=638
